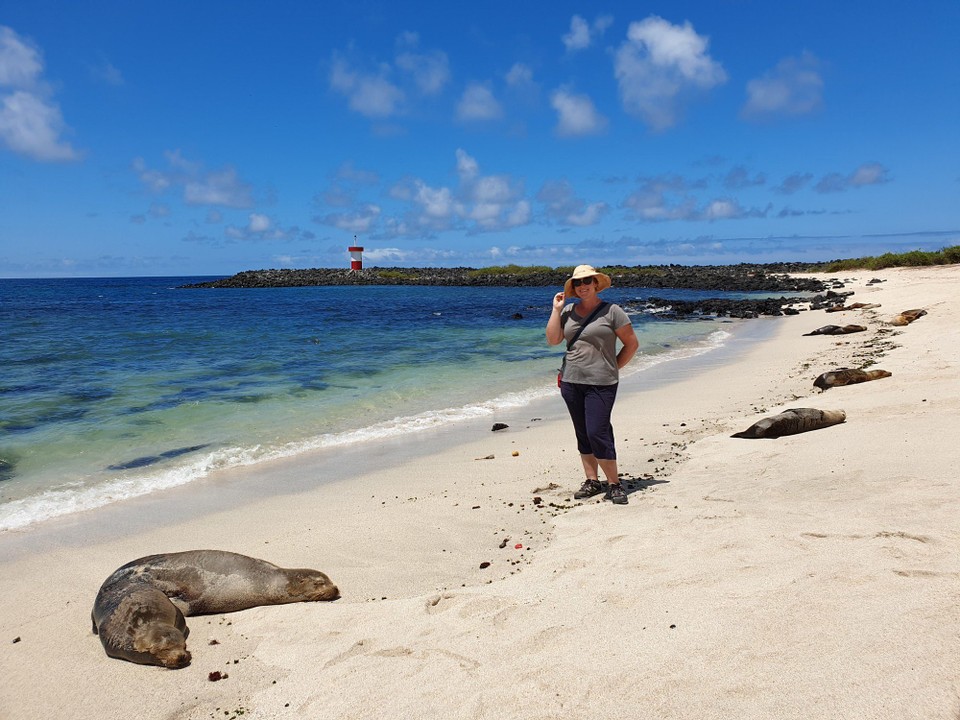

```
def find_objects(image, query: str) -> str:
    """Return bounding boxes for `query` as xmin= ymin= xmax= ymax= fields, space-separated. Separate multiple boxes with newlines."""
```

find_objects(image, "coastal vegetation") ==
xmin=813 ymin=245 xmax=960 ymax=272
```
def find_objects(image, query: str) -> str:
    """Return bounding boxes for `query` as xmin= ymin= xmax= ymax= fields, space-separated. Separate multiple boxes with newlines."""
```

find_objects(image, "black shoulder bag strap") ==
xmin=565 ymin=301 xmax=608 ymax=351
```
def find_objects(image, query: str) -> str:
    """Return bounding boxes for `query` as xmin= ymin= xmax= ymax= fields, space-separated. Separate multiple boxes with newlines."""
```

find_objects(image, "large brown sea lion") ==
xmin=731 ymin=408 xmax=846 ymax=439
xmin=825 ymin=302 xmax=881 ymax=313
xmin=890 ymin=308 xmax=926 ymax=326
xmin=803 ymin=324 xmax=866 ymax=336
xmin=813 ymin=368 xmax=892 ymax=390
xmin=92 ymin=550 xmax=339 ymax=668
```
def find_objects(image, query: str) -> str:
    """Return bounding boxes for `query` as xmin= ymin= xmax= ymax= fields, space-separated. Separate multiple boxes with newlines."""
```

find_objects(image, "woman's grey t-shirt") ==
xmin=560 ymin=302 xmax=631 ymax=386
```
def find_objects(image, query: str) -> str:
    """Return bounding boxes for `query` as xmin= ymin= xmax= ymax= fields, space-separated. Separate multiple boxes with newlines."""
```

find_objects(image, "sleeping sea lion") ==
xmin=890 ymin=308 xmax=926 ymax=326
xmin=92 ymin=550 xmax=339 ymax=668
xmin=731 ymin=408 xmax=846 ymax=439
xmin=813 ymin=368 xmax=892 ymax=390
xmin=827 ymin=302 xmax=881 ymax=312
xmin=803 ymin=324 xmax=866 ymax=336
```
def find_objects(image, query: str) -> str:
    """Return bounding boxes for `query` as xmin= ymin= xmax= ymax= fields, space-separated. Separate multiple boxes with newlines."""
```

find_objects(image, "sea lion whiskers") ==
xmin=134 ymin=623 xmax=192 ymax=669
xmin=284 ymin=568 xmax=340 ymax=602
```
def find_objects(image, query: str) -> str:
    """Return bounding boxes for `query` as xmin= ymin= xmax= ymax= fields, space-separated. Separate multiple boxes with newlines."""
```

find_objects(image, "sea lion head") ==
xmin=284 ymin=568 xmax=340 ymax=602
xmin=134 ymin=624 xmax=191 ymax=669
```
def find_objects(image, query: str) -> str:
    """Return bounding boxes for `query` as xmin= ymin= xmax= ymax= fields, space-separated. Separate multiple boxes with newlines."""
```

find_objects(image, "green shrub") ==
xmin=813 ymin=245 xmax=960 ymax=272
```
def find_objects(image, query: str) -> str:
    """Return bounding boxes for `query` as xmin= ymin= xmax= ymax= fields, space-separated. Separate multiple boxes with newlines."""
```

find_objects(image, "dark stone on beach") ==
xmin=491 ymin=423 xmax=509 ymax=432
xmin=809 ymin=290 xmax=855 ymax=311
xmin=12 ymin=636 xmax=20 ymax=643
xmin=479 ymin=561 xmax=491 ymax=569
xmin=179 ymin=264 xmax=827 ymax=293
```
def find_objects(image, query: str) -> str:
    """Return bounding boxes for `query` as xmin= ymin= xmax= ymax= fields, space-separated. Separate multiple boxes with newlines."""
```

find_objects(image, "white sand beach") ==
xmin=2 ymin=265 xmax=959 ymax=720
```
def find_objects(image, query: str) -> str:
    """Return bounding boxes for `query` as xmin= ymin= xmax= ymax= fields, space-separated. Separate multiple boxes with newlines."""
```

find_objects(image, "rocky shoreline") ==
xmin=180 ymin=263 xmax=829 ymax=293
xmin=181 ymin=264 xmax=851 ymax=319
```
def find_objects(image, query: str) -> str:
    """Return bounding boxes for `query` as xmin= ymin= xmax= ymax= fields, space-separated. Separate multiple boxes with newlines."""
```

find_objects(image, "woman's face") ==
xmin=573 ymin=276 xmax=597 ymax=298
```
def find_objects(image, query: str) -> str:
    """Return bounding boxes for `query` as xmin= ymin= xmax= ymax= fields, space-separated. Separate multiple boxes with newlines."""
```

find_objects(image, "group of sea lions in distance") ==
xmin=732 ymin=297 xmax=926 ymax=439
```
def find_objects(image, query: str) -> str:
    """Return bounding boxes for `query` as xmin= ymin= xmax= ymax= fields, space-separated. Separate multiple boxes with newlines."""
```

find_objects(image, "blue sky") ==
xmin=1 ymin=0 xmax=957 ymax=278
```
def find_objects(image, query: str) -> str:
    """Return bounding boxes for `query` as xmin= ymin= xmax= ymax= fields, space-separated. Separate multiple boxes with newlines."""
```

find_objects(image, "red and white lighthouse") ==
xmin=348 ymin=245 xmax=364 ymax=270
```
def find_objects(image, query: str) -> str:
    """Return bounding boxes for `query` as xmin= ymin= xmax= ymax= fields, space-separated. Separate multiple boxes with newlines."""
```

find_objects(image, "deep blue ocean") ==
xmin=0 ymin=276 xmax=757 ymax=531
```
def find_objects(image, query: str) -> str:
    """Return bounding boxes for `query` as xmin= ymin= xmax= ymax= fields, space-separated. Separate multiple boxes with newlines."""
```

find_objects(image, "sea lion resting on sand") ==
xmin=731 ymin=408 xmax=846 ymax=439
xmin=825 ymin=302 xmax=881 ymax=312
xmin=92 ymin=550 xmax=339 ymax=668
xmin=890 ymin=308 xmax=926 ymax=326
xmin=803 ymin=324 xmax=866 ymax=336
xmin=814 ymin=368 xmax=892 ymax=390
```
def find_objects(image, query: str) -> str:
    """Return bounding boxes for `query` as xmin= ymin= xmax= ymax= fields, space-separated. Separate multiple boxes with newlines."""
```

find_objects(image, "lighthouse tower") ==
xmin=348 ymin=244 xmax=364 ymax=270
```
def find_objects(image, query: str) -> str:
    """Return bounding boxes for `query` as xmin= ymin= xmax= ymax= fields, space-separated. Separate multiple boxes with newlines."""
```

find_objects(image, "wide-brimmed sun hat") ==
xmin=563 ymin=264 xmax=612 ymax=299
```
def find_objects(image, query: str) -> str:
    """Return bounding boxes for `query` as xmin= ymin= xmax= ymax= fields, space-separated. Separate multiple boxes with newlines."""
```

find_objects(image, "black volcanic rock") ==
xmin=637 ymin=296 xmax=799 ymax=319
xmin=180 ymin=264 xmax=826 ymax=293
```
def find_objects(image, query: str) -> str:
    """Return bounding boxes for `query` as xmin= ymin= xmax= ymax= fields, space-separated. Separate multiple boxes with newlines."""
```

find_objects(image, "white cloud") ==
xmin=742 ymin=52 xmax=823 ymax=119
xmin=815 ymin=162 xmax=890 ymax=193
xmin=0 ymin=26 xmax=42 ymax=87
xmin=723 ymin=165 xmax=766 ymax=189
xmin=316 ymin=203 xmax=382 ymax=232
xmin=225 ymin=216 xmax=302 ymax=242
xmin=537 ymin=179 xmax=609 ymax=226
xmin=148 ymin=202 xmax=170 ymax=218
xmin=456 ymin=148 xmax=480 ymax=182
xmin=775 ymin=172 xmax=813 ymax=195
xmin=562 ymin=14 xmax=614 ymax=52
xmin=456 ymin=83 xmax=503 ymax=122
xmin=184 ymin=167 xmax=254 ymax=208
xmin=91 ymin=60 xmax=124 ymax=86
xmin=382 ymin=150 xmax=529 ymax=236
xmin=850 ymin=162 xmax=889 ymax=187
xmin=563 ymin=15 xmax=592 ymax=51
xmin=330 ymin=56 xmax=405 ymax=118
xmin=505 ymin=200 xmax=532 ymax=227
xmin=134 ymin=152 xmax=254 ymax=208
xmin=395 ymin=46 xmax=450 ymax=96
xmin=551 ymin=89 xmax=607 ymax=136
xmin=614 ymin=15 xmax=726 ymax=130
xmin=0 ymin=26 xmax=79 ymax=162
xmin=414 ymin=181 xmax=458 ymax=219
xmin=248 ymin=213 xmax=271 ymax=233
xmin=623 ymin=174 xmax=771 ymax=222
xmin=329 ymin=37 xmax=451 ymax=120
xmin=505 ymin=63 xmax=534 ymax=88
xmin=360 ymin=246 xmax=460 ymax=264
xmin=0 ymin=90 xmax=79 ymax=161
xmin=335 ymin=160 xmax=379 ymax=185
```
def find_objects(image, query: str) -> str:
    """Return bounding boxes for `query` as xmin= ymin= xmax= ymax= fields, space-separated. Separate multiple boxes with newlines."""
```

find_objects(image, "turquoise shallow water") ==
xmin=0 ymin=277 xmax=759 ymax=531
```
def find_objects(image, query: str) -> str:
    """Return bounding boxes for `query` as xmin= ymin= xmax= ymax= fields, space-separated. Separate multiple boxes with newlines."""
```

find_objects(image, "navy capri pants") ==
xmin=559 ymin=382 xmax=619 ymax=460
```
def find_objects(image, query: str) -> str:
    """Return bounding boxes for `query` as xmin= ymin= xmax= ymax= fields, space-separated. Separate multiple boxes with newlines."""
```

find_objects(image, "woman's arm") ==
xmin=615 ymin=323 xmax=639 ymax=369
xmin=545 ymin=292 xmax=566 ymax=346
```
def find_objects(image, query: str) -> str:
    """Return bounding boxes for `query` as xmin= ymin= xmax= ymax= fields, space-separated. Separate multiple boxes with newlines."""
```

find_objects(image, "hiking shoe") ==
xmin=573 ymin=479 xmax=603 ymax=499
xmin=606 ymin=483 xmax=628 ymax=505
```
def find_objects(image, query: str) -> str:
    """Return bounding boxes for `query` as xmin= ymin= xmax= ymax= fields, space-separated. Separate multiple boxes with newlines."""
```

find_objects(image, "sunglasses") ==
xmin=571 ymin=277 xmax=596 ymax=287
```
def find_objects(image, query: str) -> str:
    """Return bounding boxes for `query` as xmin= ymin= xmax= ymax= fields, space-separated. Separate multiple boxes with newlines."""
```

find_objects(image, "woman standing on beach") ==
xmin=546 ymin=265 xmax=639 ymax=505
